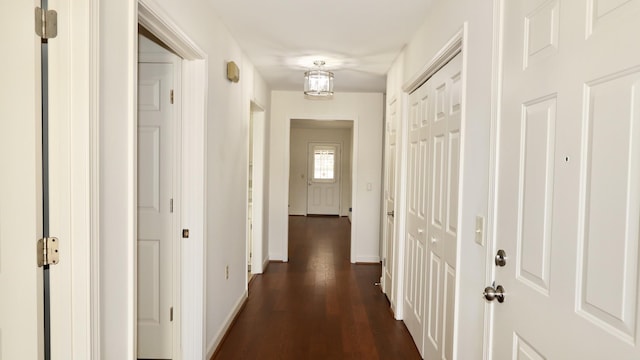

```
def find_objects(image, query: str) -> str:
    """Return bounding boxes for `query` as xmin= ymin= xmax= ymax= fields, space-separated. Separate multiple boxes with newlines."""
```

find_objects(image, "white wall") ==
xmin=99 ymin=0 xmax=270 ymax=358
xmin=289 ymin=127 xmax=352 ymax=216
xmin=268 ymin=91 xmax=383 ymax=263
xmin=387 ymin=0 xmax=495 ymax=358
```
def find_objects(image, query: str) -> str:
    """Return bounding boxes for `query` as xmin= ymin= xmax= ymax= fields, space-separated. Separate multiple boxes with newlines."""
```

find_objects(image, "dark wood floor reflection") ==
xmin=212 ymin=215 xmax=421 ymax=360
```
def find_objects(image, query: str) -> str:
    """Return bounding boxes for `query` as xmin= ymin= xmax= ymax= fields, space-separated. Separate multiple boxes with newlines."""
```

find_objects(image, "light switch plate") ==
xmin=475 ymin=215 xmax=485 ymax=246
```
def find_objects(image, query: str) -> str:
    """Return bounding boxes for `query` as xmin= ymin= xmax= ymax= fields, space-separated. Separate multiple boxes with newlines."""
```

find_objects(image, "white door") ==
xmin=137 ymin=61 xmax=174 ymax=358
xmin=491 ymin=0 xmax=640 ymax=358
xmin=307 ymin=143 xmax=341 ymax=215
xmin=382 ymin=98 xmax=398 ymax=298
xmin=404 ymin=53 xmax=462 ymax=358
xmin=404 ymin=79 xmax=429 ymax=353
xmin=0 ymin=2 xmax=43 ymax=358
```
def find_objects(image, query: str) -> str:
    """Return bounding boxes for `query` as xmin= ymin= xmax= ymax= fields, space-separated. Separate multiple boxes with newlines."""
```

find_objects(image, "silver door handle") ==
xmin=387 ymin=210 xmax=394 ymax=216
xmin=483 ymin=284 xmax=505 ymax=303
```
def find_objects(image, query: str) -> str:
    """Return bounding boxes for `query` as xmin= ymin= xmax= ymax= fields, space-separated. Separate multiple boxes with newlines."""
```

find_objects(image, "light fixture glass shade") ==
xmin=304 ymin=69 xmax=334 ymax=97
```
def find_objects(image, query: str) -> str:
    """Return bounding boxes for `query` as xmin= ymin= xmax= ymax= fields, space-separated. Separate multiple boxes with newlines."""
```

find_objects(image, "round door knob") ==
xmin=483 ymin=284 xmax=505 ymax=303
xmin=495 ymin=249 xmax=507 ymax=267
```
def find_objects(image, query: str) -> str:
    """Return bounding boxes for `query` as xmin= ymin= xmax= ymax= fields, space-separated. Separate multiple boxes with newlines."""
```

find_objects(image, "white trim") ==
xmin=138 ymin=0 xmax=204 ymax=60
xmin=48 ymin=0 xmax=97 ymax=357
xmin=205 ymin=291 xmax=248 ymax=359
xmin=393 ymin=91 xmax=409 ymax=321
xmin=181 ymin=59 xmax=208 ymax=360
xmin=89 ymin=0 xmax=101 ymax=356
xmin=402 ymin=31 xmax=464 ymax=94
xmin=484 ymin=1 xmax=505 ymax=359
xmin=356 ymin=256 xmax=382 ymax=263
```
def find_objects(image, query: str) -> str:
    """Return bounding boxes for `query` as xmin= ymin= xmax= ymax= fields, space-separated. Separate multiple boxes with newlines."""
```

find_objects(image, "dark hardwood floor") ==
xmin=211 ymin=215 xmax=421 ymax=360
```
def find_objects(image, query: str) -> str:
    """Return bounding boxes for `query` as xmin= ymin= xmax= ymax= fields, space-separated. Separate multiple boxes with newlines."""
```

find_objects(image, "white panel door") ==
xmin=492 ymin=0 xmax=640 ymax=358
xmin=0 ymin=2 xmax=43 ymax=359
xmin=307 ymin=143 xmax=341 ymax=215
xmin=404 ymin=53 xmax=462 ymax=358
xmin=423 ymin=53 xmax=461 ymax=360
xmin=404 ymin=75 xmax=430 ymax=355
xmin=138 ymin=62 xmax=174 ymax=359
xmin=383 ymin=98 xmax=398 ymax=299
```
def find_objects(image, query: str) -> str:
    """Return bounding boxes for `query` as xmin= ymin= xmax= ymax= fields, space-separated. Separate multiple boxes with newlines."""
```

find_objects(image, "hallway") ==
xmin=212 ymin=216 xmax=421 ymax=359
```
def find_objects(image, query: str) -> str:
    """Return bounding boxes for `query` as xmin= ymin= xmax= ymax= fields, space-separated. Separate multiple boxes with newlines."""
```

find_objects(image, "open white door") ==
xmin=307 ymin=143 xmax=341 ymax=215
xmin=490 ymin=0 xmax=640 ymax=358
xmin=382 ymin=98 xmax=399 ymax=298
xmin=0 ymin=2 xmax=43 ymax=359
xmin=137 ymin=61 xmax=175 ymax=359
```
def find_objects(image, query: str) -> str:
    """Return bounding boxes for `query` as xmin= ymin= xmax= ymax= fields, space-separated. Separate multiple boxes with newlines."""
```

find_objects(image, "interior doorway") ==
xmin=247 ymin=102 xmax=266 ymax=279
xmin=137 ymin=28 xmax=182 ymax=360
xmin=288 ymin=119 xmax=354 ymax=255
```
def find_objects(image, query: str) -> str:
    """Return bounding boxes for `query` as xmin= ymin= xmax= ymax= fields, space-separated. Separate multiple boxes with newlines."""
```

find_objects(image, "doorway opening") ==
xmin=288 ymin=119 xmax=354 ymax=256
xmin=247 ymin=102 xmax=266 ymax=282
xmin=137 ymin=28 xmax=182 ymax=360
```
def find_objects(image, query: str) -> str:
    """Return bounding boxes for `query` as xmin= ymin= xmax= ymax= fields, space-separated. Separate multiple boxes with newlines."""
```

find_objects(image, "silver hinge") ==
xmin=37 ymin=237 xmax=60 ymax=267
xmin=170 ymin=198 xmax=174 ymax=213
xmin=170 ymin=307 xmax=173 ymax=322
xmin=170 ymin=90 xmax=174 ymax=104
xmin=248 ymin=264 xmax=251 ymax=272
xmin=35 ymin=7 xmax=58 ymax=39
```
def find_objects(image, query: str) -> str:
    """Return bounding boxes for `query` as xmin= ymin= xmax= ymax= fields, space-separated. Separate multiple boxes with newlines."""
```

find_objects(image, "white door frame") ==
xmin=283 ymin=117 xmax=358 ymax=263
xmin=48 ymin=0 xmax=97 ymax=357
xmin=248 ymin=101 xmax=266 ymax=274
xmin=138 ymin=2 xmax=208 ymax=359
xmin=483 ymin=2 xmax=505 ymax=358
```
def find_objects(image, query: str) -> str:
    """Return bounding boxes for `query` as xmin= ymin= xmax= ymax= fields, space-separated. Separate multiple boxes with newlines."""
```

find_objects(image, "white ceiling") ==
xmin=207 ymin=0 xmax=433 ymax=93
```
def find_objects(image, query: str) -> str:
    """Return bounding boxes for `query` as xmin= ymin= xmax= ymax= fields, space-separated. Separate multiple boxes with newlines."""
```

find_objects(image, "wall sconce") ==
xmin=227 ymin=61 xmax=240 ymax=83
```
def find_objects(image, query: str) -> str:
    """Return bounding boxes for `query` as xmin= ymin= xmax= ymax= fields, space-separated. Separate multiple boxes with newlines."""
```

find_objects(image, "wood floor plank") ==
xmin=211 ymin=216 xmax=421 ymax=360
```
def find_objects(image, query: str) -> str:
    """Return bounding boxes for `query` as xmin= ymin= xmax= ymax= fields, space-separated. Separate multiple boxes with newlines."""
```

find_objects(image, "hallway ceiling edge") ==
xmin=207 ymin=0 xmax=434 ymax=93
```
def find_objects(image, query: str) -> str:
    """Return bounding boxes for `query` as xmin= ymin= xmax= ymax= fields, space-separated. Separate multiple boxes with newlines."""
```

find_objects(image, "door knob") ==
xmin=483 ymin=284 xmax=505 ymax=303
xmin=387 ymin=210 xmax=394 ymax=216
xmin=495 ymin=249 xmax=507 ymax=267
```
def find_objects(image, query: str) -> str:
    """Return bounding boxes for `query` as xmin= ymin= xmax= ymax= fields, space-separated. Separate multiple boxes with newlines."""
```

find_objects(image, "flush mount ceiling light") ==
xmin=304 ymin=60 xmax=334 ymax=97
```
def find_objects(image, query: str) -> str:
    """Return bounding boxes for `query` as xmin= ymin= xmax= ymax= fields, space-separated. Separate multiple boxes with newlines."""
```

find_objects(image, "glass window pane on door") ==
xmin=313 ymin=148 xmax=335 ymax=180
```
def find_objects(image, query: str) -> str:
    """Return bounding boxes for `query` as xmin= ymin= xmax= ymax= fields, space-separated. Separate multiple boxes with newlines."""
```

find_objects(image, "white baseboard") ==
xmin=205 ymin=290 xmax=248 ymax=359
xmin=355 ymin=255 xmax=381 ymax=263
xmin=262 ymin=257 xmax=270 ymax=273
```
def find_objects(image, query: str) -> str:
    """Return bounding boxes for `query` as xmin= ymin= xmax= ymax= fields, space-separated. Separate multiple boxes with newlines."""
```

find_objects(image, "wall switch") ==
xmin=475 ymin=215 xmax=485 ymax=246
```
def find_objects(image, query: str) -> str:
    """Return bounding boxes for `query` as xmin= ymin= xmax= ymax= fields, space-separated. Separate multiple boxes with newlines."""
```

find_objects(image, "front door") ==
xmin=0 ymin=2 xmax=43 ymax=358
xmin=307 ymin=143 xmax=341 ymax=215
xmin=137 ymin=61 xmax=175 ymax=358
xmin=491 ymin=0 xmax=640 ymax=358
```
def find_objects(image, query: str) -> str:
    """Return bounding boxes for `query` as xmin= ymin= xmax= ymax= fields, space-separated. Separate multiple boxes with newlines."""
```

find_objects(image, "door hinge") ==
xmin=248 ymin=263 xmax=251 ymax=273
xmin=170 ymin=307 xmax=173 ymax=322
xmin=170 ymin=198 xmax=174 ymax=213
xmin=170 ymin=89 xmax=174 ymax=104
xmin=35 ymin=7 xmax=58 ymax=40
xmin=37 ymin=237 xmax=60 ymax=267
